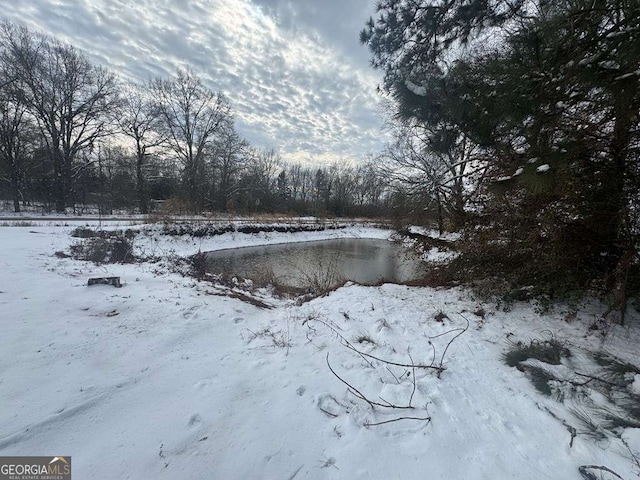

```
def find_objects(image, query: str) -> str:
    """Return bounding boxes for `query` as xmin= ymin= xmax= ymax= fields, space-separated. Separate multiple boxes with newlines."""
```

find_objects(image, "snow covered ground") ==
xmin=1 ymin=223 xmax=639 ymax=479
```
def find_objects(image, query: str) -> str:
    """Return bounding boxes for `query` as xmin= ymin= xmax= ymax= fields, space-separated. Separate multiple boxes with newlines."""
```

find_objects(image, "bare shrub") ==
xmin=71 ymin=226 xmax=138 ymax=239
xmin=71 ymin=226 xmax=99 ymax=238
xmin=70 ymin=236 xmax=134 ymax=264
xmin=0 ymin=220 xmax=33 ymax=227
xmin=292 ymin=253 xmax=345 ymax=295
xmin=244 ymin=326 xmax=291 ymax=350
xmin=189 ymin=251 xmax=210 ymax=280
xmin=161 ymin=197 xmax=192 ymax=216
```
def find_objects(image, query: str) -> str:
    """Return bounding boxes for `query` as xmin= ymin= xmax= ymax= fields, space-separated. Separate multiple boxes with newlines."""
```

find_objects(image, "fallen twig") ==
xmin=408 ymin=351 xmax=417 ymax=408
xmin=319 ymin=407 xmax=338 ymax=418
xmin=312 ymin=318 xmax=375 ymax=368
xmin=326 ymin=352 xmax=376 ymax=410
xmin=208 ymin=289 xmax=273 ymax=309
xmin=386 ymin=366 xmax=401 ymax=384
xmin=436 ymin=315 xmax=470 ymax=376
xmin=364 ymin=416 xmax=431 ymax=427
xmin=428 ymin=328 xmax=466 ymax=340
xmin=326 ymin=353 xmax=414 ymax=410
xmin=578 ymin=465 xmax=623 ymax=480
xmin=311 ymin=316 xmax=446 ymax=372
xmin=428 ymin=341 xmax=437 ymax=366
xmin=342 ymin=342 xmax=444 ymax=372
xmin=574 ymin=372 xmax=625 ymax=388
xmin=540 ymin=405 xmax=577 ymax=448
xmin=622 ymin=437 xmax=640 ymax=475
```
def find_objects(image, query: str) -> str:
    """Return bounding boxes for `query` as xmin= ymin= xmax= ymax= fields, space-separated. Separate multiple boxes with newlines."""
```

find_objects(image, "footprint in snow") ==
xmin=317 ymin=394 xmax=348 ymax=418
xmin=233 ymin=317 xmax=244 ymax=324
xmin=183 ymin=307 xmax=199 ymax=319
xmin=194 ymin=379 xmax=213 ymax=390
xmin=296 ymin=386 xmax=306 ymax=396
xmin=188 ymin=413 xmax=202 ymax=428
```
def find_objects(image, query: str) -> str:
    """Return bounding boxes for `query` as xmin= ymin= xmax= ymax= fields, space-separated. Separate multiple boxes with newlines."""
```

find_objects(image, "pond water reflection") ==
xmin=204 ymin=238 xmax=425 ymax=289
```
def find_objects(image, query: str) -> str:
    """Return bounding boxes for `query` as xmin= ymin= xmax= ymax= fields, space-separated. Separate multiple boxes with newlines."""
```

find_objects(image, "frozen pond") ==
xmin=204 ymin=238 xmax=425 ymax=289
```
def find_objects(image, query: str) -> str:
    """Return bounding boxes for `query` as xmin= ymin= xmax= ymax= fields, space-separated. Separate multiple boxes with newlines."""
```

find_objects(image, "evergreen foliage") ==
xmin=362 ymin=0 xmax=640 ymax=318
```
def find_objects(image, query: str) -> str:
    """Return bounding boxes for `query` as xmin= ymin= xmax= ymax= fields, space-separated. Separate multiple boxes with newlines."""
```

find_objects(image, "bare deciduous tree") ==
xmin=377 ymin=121 xmax=481 ymax=232
xmin=117 ymin=82 xmax=165 ymax=214
xmin=1 ymin=23 xmax=117 ymax=211
xmin=210 ymin=122 xmax=249 ymax=212
xmin=151 ymin=68 xmax=230 ymax=212
xmin=0 ymin=38 xmax=32 ymax=212
xmin=1 ymin=22 xmax=119 ymax=212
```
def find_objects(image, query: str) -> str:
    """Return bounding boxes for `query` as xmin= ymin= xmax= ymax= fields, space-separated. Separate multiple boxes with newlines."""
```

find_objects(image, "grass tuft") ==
xmin=353 ymin=331 xmax=377 ymax=346
xmin=571 ymin=408 xmax=609 ymax=443
xmin=524 ymin=365 xmax=556 ymax=396
xmin=503 ymin=338 xmax=570 ymax=367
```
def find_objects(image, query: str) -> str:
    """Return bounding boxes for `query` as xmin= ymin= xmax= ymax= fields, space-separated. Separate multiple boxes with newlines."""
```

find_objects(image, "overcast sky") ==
xmin=2 ymin=0 xmax=389 ymax=165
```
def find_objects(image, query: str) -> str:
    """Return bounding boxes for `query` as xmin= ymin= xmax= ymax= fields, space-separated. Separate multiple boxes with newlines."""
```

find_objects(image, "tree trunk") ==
xmin=50 ymin=144 xmax=67 ymax=213
xmin=436 ymin=191 xmax=444 ymax=235
xmin=10 ymin=165 xmax=20 ymax=213
xmin=607 ymin=249 xmax=634 ymax=325
xmin=136 ymin=151 xmax=148 ymax=215
xmin=188 ymin=169 xmax=198 ymax=213
xmin=451 ymin=179 xmax=466 ymax=229
xmin=54 ymin=169 xmax=65 ymax=212
xmin=606 ymin=78 xmax=638 ymax=324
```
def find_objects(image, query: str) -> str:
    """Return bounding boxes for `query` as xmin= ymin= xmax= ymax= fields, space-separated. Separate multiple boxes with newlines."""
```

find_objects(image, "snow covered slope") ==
xmin=0 ymin=225 xmax=638 ymax=479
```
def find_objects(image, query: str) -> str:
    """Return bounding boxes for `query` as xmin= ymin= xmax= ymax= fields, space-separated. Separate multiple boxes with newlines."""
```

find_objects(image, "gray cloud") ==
xmin=251 ymin=0 xmax=374 ymax=66
xmin=1 ymin=0 xmax=388 ymax=164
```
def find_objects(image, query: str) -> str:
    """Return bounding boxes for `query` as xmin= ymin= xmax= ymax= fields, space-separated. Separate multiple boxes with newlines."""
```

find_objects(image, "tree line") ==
xmin=0 ymin=21 xmax=388 ymax=217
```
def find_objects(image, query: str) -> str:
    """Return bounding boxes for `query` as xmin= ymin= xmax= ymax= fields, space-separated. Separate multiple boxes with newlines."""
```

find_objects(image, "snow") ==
xmin=1 ymin=223 xmax=638 ymax=479
xmin=537 ymin=164 xmax=551 ymax=173
xmin=598 ymin=60 xmax=620 ymax=70
xmin=423 ymin=247 xmax=458 ymax=263
xmin=407 ymin=226 xmax=461 ymax=242
xmin=405 ymin=80 xmax=427 ymax=97
xmin=578 ymin=55 xmax=598 ymax=66
xmin=615 ymin=71 xmax=640 ymax=81
xmin=135 ymin=222 xmax=391 ymax=258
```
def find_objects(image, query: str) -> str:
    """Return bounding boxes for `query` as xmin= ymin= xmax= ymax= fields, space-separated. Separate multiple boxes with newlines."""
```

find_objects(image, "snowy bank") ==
xmin=0 ymin=224 xmax=638 ymax=479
